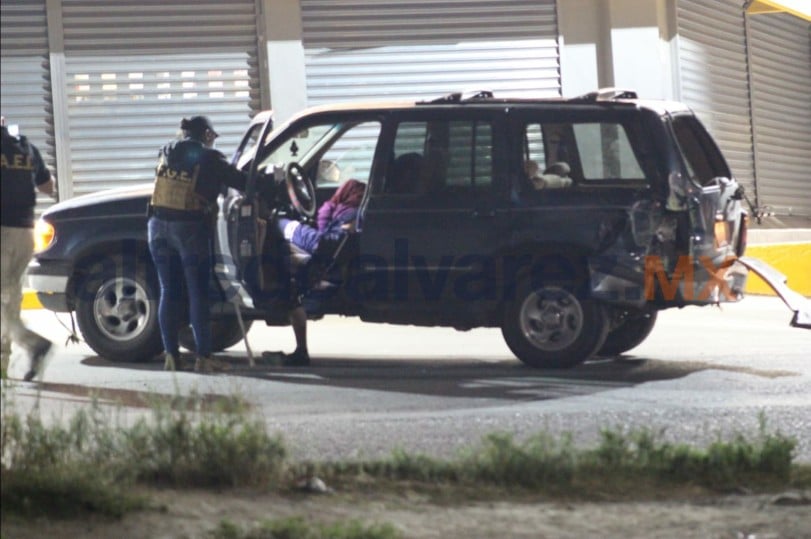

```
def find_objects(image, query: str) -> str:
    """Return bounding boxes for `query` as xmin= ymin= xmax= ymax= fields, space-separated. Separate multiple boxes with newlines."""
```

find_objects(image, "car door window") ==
xmin=384 ymin=119 xmax=494 ymax=195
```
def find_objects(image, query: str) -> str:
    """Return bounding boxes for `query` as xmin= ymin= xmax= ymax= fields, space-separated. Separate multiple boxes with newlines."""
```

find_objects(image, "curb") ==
xmin=743 ymin=242 xmax=811 ymax=297
xmin=22 ymin=289 xmax=44 ymax=310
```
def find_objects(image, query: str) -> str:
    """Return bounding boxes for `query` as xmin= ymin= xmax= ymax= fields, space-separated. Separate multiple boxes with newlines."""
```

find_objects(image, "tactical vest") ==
xmin=1 ymin=132 xmax=38 ymax=220
xmin=150 ymin=140 xmax=207 ymax=212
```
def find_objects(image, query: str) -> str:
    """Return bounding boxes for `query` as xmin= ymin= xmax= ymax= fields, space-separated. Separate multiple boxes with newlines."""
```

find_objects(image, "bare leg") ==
xmin=289 ymin=305 xmax=308 ymax=354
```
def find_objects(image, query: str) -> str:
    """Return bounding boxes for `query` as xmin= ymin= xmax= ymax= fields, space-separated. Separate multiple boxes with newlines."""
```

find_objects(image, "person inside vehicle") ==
xmin=1 ymin=116 xmax=56 ymax=381
xmin=278 ymin=178 xmax=366 ymax=255
xmin=264 ymin=179 xmax=366 ymax=368
xmin=148 ymin=116 xmax=247 ymax=374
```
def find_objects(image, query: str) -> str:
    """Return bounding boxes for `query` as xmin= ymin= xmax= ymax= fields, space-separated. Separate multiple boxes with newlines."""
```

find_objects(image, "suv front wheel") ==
xmin=75 ymin=255 xmax=163 ymax=362
xmin=502 ymin=284 xmax=609 ymax=368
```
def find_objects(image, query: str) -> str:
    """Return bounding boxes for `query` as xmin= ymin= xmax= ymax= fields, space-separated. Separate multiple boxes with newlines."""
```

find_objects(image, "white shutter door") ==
xmin=0 ymin=0 xmax=54 ymax=212
xmin=677 ymin=0 xmax=755 ymax=194
xmin=0 ymin=0 xmax=50 ymax=153
xmin=301 ymin=0 xmax=560 ymax=105
xmin=749 ymin=13 xmax=811 ymax=218
xmin=60 ymin=0 xmax=260 ymax=196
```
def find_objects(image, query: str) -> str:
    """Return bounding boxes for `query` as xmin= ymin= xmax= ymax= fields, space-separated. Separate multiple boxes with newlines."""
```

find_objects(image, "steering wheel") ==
xmin=285 ymin=162 xmax=316 ymax=218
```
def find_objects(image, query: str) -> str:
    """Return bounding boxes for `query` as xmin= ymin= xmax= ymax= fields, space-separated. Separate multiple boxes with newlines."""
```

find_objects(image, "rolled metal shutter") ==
xmin=0 ymin=0 xmax=54 ymax=211
xmin=748 ymin=13 xmax=811 ymax=218
xmin=60 ymin=0 xmax=260 ymax=196
xmin=676 ymin=0 xmax=755 ymax=194
xmin=300 ymin=0 xmax=560 ymax=105
xmin=0 ymin=0 xmax=50 ymax=155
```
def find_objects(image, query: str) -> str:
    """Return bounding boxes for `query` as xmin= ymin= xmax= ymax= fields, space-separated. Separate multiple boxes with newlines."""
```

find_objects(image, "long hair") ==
xmin=329 ymin=179 xmax=366 ymax=208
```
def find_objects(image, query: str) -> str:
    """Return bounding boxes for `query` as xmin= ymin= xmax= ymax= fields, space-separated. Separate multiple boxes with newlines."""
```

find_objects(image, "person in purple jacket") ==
xmin=269 ymin=179 xmax=366 ymax=367
xmin=278 ymin=178 xmax=366 ymax=254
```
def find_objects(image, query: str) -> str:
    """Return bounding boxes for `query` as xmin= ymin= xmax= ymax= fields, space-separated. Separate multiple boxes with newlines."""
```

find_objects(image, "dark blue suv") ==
xmin=32 ymin=90 xmax=779 ymax=368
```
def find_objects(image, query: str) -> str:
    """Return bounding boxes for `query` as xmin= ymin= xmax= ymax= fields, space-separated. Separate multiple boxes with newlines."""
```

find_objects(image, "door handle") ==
xmin=472 ymin=209 xmax=496 ymax=219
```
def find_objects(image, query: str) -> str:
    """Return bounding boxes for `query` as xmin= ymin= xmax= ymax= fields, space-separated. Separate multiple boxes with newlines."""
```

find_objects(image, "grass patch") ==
xmin=311 ymin=415 xmax=806 ymax=498
xmin=211 ymin=517 xmax=401 ymax=539
xmin=1 ymin=391 xmax=286 ymax=518
xmin=2 ymin=386 xmax=807 ymax=522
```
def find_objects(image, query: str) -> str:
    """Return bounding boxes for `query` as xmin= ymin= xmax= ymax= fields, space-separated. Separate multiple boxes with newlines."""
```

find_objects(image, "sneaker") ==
xmin=164 ymin=353 xmax=191 ymax=372
xmin=194 ymin=356 xmax=231 ymax=374
xmin=24 ymin=341 xmax=52 ymax=382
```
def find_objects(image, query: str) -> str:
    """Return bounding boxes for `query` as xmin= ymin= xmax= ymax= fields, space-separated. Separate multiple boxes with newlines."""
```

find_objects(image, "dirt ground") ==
xmin=3 ymin=488 xmax=810 ymax=539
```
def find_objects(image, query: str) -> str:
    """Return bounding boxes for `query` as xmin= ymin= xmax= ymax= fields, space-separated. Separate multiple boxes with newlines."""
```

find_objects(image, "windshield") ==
xmin=256 ymin=124 xmax=337 ymax=174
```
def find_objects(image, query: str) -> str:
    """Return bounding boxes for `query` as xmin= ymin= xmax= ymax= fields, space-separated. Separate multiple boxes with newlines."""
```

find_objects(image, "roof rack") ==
xmin=420 ymin=90 xmax=494 ymax=104
xmin=571 ymin=87 xmax=638 ymax=102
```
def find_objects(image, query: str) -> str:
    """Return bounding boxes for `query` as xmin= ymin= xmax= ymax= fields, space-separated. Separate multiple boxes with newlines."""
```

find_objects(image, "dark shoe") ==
xmin=261 ymin=349 xmax=311 ymax=367
xmin=194 ymin=356 xmax=231 ymax=374
xmin=24 ymin=341 xmax=52 ymax=382
xmin=282 ymin=349 xmax=310 ymax=367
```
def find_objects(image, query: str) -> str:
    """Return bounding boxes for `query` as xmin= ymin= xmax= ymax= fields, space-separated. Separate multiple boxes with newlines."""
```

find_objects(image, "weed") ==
xmin=210 ymin=517 xmax=401 ymax=539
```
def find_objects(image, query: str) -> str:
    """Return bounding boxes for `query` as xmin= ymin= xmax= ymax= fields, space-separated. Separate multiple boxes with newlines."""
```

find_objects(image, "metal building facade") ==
xmin=300 ymin=0 xmax=561 ymax=105
xmin=1 ymin=0 xmax=809 ymax=221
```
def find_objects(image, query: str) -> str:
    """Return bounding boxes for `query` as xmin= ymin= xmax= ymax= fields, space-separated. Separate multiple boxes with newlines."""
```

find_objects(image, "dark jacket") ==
xmin=1 ymin=126 xmax=51 ymax=228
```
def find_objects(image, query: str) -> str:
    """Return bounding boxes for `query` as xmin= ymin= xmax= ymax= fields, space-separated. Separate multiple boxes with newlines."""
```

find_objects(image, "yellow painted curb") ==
xmin=744 ymin=242 xmax=811 ymax=297
xmin=21 ymin=288 xmax=43 ymax=310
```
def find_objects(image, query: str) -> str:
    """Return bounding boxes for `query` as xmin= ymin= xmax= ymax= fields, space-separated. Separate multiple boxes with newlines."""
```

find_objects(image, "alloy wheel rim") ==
xmin=519 ymin=286 xmax=584 ymax=351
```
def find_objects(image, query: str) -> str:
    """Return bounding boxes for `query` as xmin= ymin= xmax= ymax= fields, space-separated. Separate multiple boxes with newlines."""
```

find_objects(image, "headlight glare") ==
xmin=34 ymin=219 xmax=55 ymax=253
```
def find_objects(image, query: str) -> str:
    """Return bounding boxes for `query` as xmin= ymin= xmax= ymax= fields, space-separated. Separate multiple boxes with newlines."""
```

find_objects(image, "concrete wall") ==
xmin=558 ymin=0 xmax=678 ymax=99
xmin=261 ymin=0 xmax=307 ymax=125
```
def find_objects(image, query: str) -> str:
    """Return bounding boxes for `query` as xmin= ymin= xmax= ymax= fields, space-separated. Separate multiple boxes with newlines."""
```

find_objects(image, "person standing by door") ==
xmin=1 ymin=116 xmax=56 ymax=381
xmin=148 ymin=116 xmax=247 ymax=373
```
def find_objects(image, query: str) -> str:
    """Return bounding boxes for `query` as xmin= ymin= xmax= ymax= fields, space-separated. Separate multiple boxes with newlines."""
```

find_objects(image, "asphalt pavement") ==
xmin=3 ymin=295 xmax=810 ymax=462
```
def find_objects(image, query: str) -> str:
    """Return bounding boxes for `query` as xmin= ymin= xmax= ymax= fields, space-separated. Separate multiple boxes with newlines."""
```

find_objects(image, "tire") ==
xmin=179 ymin=317 xmax=253 ymax=353
xmin=598 ymin=309 xmax=658 ymax=357
xmin=75 ymin=255 xmax=163 ymax=362
xmin=501 ymin=284 xmax=610 ymax=369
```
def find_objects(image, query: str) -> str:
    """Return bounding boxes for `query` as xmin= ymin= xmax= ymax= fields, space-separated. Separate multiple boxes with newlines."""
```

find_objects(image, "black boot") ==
xmin=282 ymin=348 xmax=310 ymax=367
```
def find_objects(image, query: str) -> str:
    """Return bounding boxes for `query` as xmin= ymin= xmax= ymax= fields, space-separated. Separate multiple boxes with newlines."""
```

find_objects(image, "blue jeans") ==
xmin=147 ymin=217 xmax=212 ymax=358
xmin=278 ymin=218 xmax=320 ymax=253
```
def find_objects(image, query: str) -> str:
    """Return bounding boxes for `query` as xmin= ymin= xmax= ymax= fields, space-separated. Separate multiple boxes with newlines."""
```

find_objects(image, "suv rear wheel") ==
xmin=598 ymin=308 xmax=657 ymax=357
xmin=501 ymin=284 xmax=609 ymax=368
xmin=75 ymin=255 xmax=163 ymax=362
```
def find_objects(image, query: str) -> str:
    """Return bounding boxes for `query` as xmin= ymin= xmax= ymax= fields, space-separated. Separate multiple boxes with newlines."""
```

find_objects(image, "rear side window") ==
xmin=385 ymin=119 xmax=494 ymax=195
xmin=521 ymin=120 xmax=647 ymax=187
xmin=671 ymin=115 xmax=731 ymax=186
xmin=572 ymin=123 xmax=644 ymax=180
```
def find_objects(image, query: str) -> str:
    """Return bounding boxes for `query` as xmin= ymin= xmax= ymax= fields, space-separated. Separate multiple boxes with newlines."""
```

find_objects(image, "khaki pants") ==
xmin=1 ymin=225 xmax=50 ymax=374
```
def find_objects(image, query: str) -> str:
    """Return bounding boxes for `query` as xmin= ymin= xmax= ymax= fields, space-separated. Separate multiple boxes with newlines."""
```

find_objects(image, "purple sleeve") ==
xmin=317 ymin=200 xmax=335 ymax=231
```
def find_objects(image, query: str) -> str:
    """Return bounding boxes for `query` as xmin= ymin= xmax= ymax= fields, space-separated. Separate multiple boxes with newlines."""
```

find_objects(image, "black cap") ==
xmin=181 ymin=116 xmax=218 ymax=139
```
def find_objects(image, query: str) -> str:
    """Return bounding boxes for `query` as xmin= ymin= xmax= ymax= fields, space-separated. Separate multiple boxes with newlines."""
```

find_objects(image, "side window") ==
xmin=521 ymin=120 xmax=646 ymax=189
xmin=446 ymin=121 xmax=493 ymax=189
xmin=524 ymin=123 xmax=546 ymax=172
xmin=385 ymin=119 xmax=493 ymax=195
xmin=671 ymin=115 xmax=731 ymax=186
xmin=571 ymin=123 xmax=644 ymax=181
